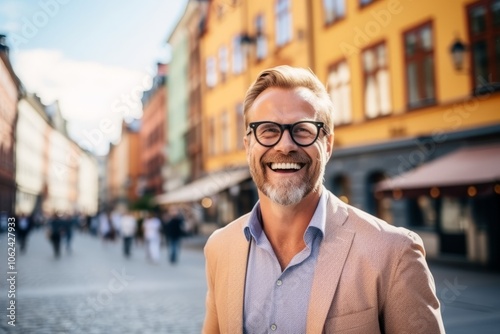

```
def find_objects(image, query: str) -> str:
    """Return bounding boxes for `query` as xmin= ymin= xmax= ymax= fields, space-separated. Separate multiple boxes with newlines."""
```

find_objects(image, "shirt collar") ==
xmin=243 ymin=187 xmax=327 ymax=242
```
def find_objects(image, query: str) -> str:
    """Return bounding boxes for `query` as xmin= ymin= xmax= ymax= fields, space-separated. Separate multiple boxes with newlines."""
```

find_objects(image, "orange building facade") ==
xmin=0 ymin=36 xmax=21 ymax=216
xmin=139 ymin=65 xmax=167 ymax=196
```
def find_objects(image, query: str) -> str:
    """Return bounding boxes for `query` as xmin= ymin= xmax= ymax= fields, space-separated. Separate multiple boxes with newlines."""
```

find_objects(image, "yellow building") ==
xmin=310 ymin=0 xmax=500 ymax=269
xmin=166 ymin=0 xmax=500 ymax=267
xmin=201 ymin=0 xmax=315 ymax=172
xmin=196 ymin=0 xmax=317 ymax=224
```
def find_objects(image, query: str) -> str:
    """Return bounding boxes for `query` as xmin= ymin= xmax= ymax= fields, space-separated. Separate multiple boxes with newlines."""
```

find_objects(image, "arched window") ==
xmin=367 ymin=171 xmax=393 ymax=224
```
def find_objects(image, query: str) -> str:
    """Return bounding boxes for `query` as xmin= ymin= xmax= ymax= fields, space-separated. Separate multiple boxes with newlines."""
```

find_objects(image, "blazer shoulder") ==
xmin=205 ymin=212 xmax=250 ymax=251
xmin=328 ymin=192 xmax=423 ymax=249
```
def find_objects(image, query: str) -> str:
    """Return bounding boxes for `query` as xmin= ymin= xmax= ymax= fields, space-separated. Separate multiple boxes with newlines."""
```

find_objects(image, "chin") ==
xmin=263 ymin=183 xmax=308 ymax=206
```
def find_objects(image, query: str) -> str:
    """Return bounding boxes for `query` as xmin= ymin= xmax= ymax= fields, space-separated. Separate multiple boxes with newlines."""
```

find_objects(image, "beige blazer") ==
xmin=203 ymin=191 xmax=445 ymax=333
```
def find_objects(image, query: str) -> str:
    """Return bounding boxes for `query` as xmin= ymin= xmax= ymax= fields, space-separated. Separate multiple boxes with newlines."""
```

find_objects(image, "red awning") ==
xmin=376 ymin=144 xmax=500 ymax=198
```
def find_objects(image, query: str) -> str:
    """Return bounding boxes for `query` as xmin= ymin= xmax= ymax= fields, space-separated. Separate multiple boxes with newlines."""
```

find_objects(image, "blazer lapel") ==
xmin=306 ymin=193 xmax=355 ymax=334
xmin=226 ymin=218 xmax=251 ymax=334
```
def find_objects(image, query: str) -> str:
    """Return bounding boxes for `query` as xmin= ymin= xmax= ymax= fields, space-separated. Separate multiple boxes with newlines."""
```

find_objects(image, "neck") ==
xmin=259 ymin=188 xmax=322 ymax=241
xmin=257 ymin=188 xmax=322 ymax=270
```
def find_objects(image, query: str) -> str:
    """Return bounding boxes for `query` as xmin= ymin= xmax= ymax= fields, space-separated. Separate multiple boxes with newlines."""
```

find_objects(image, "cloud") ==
xmin=13 ymin=49 xmax=154 ymax=155
xmin=0 ymin=1 xmax=32 ymax=35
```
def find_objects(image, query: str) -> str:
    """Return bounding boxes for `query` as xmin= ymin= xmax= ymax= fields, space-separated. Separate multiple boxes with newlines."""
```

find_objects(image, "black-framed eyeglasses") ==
xmin=247 ymin=121 xmax=328 ymax=147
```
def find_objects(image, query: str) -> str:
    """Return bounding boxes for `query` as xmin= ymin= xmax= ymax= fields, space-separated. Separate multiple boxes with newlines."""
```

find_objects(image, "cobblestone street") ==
xmin=0 ymin=230 xmax=207 ymax=334
xmin=2 ymin=229 xmax=500 ymax=333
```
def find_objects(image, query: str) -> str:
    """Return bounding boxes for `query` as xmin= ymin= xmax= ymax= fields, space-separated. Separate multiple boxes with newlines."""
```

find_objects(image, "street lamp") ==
xmin=240 ymin=32 xmax=258 ymax=59
xmin=240 ymin=33 xmax=256 ymax=46
xmin=449 ymin=38 xmax=467 ymax=71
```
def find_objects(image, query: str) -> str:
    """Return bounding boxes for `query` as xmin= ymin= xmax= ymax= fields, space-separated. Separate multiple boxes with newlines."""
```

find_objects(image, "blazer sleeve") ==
xmin=383 ymin=231 xmax=446 ymax=333
xmin=202 ymin=238 xmax=220 ymax=334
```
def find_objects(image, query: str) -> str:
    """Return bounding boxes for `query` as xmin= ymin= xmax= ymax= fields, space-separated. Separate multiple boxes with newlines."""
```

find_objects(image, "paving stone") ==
xmin=0 ymin=231 xmax=206 ymax=333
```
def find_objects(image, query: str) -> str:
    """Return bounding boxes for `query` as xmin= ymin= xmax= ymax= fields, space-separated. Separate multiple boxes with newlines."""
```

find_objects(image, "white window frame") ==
xmin=206 ymin=56 xmax=217 ymax=88
xmin=275 ymin=0 xmax=292 ymax=47
xmin=328 ymin=60 xmax=352 ymax=125
xmin=255 ymin=14 xmax=267 ymax=60
xmin=362 ymin=43 xmax=392 ymax=119
xmin=218 ymin=46 xmax=228 ymax=81
xmin=323 ymin=0 xmax=345 ymax=24
xmin=232 ymin=35 xmax=246 ymax=74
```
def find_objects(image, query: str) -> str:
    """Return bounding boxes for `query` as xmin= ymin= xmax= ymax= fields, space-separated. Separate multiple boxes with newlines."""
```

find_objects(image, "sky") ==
xmin=0 ymin=0 xmax=188 ymax=155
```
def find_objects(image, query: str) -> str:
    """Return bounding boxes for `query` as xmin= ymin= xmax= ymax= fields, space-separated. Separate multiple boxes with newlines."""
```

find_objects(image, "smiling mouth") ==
xmin=268 ymin=162 xmax=304 ymax=172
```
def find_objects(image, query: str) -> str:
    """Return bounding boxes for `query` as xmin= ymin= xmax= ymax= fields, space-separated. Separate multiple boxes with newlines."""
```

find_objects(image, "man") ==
xmin=48 ymin=211 xmax=66 ymax=259
xmin=163 ymin=206 xmax=186 ymax=264
xmin=202 ymin=66 xmax=445 ymax=333
xmin=17 ymin=213 xmax=32 ymax=254
xmin=143 ymin=211 xmax=162 ymax=264
xmin=120 ymin=208 xmax=137 ymax=258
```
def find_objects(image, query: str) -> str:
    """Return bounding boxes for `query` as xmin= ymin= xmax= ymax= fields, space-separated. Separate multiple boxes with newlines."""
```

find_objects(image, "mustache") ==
xmin=261 ymin=151 xmax=311 ymax=165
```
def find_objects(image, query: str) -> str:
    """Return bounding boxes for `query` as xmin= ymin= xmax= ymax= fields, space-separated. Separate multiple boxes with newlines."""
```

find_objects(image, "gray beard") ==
xmin=249 ymin=151 xmax=326 ymax=206
xmin=261 ymin=178 xmax=308 ymax=206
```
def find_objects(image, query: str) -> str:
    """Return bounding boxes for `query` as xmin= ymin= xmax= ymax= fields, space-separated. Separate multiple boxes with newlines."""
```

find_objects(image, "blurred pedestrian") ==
xmin=143 ymin=212 xmax=162 ymax=264
xmin=47 ymin=211 xmax=66 ymax=259
xmin=64 ymin=213 xmax=76 ymax=254
xmin=120 ymin=209 xmax=137 ymax=258
xmin=163 ymin=206 xmax=186 ymax=264
xmin=17 ymin=213 xmax=32 ymax=254
xmin=110 ymin=209 xmax=122 ymax=237
xmin=98 ymin=210 xmax=115 ymax=245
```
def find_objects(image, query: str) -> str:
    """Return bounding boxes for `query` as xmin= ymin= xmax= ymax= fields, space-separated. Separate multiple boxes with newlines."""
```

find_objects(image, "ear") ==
xmin=325 ymin=132 xmax=334 ymax=159
xmin=243 ymin=134 xmax=249 ymax=152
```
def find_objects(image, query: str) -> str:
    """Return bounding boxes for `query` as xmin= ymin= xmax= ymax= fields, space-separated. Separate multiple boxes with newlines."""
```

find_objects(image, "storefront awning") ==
xmin=375 ymin=144 xmax=500 ymax=198
xmin=155 ymin=167 xmax=251 ymax=205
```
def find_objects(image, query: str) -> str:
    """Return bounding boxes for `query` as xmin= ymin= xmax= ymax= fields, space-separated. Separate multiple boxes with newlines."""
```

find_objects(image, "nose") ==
xmin=273 ymin=128 xmax=297 ymax=154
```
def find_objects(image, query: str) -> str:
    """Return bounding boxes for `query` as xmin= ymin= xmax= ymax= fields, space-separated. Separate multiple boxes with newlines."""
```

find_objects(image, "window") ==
xmin=409 ymin=196 xmax=437 ymax=229
xmin=404 ymin=22 xmax=436 ymax=108
xmin=232 ymin=35 xmax=245 ymax=74
xmin=362 ymin=43 xmax=392 ymax=118
xmin=468 ymin=0 xmax=500 ymax=93
xmin=255 ymin=14 xmax=267 ymax=60
xmin=221 ymin=111 xmax=230 ymax=152
xmin=367 ymin=172 xmax=393 ymax=225
xmin=206 ymin=56 xmax=217 ymax=88
xmin=235 ymin=103 xmax=245 ymax=150
xmin=218 ymin=46 xmax=228 ymax=82
xmin=323 ymin=0 xmax=345 ymax=24
xmin=275 ymin=0 xmax=292 ymax=47
xmin=208 ymin=117 xmax=216 ymax=155
xmin=441 ymin=197 xmax=468 ymax=233
xmin=327 ymin=61 xmax=352 ymax=125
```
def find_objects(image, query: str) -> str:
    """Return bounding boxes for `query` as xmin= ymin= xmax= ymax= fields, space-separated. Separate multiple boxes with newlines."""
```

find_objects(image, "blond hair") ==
xmin=243 ymin=65 xmax=334 ymax=134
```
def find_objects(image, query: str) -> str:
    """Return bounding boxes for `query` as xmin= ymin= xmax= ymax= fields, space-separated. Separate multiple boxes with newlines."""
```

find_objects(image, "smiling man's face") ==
xmin=244 ymin=87 xmax=333 ymax=206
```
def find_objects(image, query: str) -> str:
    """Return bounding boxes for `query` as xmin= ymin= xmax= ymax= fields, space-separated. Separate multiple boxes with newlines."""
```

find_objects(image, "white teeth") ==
xmin=270 ymin=163 xmax=301 ymax=170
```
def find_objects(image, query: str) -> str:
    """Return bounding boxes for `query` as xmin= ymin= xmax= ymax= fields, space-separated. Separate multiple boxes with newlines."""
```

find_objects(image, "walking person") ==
xmin=163 ymin=206 xmax=185 ymax=264
xmin=98 ymin=210 xmax=115 ymax=246
xmin=63 ymin=213 xmax=76 ymax=254
xmin=143 ymin=212 xmax=162 ymax=264
xmin=47 ymin=211 xmax=66 ymax=259
xmin=120 ymin=209 xmax=137 ymax=258
xmin=17 ymin=213 xmax=32 ymax=254
xmin=202 ymin=66 xmax=445 ymax=333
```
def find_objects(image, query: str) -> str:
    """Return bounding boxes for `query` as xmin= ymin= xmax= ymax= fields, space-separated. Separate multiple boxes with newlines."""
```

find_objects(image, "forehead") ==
xmin=248 ymin=87 xmax=319 ymax=122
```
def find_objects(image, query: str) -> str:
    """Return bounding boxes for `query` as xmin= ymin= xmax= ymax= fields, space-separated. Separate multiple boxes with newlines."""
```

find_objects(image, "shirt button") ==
xmin=270 ymin=324 xmax=277 ymax=331
xmin=276 ymin=279 xmax=282 ymax=286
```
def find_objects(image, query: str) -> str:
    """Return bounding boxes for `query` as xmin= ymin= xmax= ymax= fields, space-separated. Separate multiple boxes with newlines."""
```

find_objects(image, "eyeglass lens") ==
xmin=254 ymin=122 xmax=321 ymax=147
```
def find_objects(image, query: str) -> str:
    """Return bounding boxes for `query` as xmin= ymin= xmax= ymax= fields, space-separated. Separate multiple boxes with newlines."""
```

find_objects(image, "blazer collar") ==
xmin=306 ymin=191 xmax=355 ymax=333
xmin=225 ymin=191 xmax=355 ymax=334
xmin=226 ymin=216 xmax=251 ymax=334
